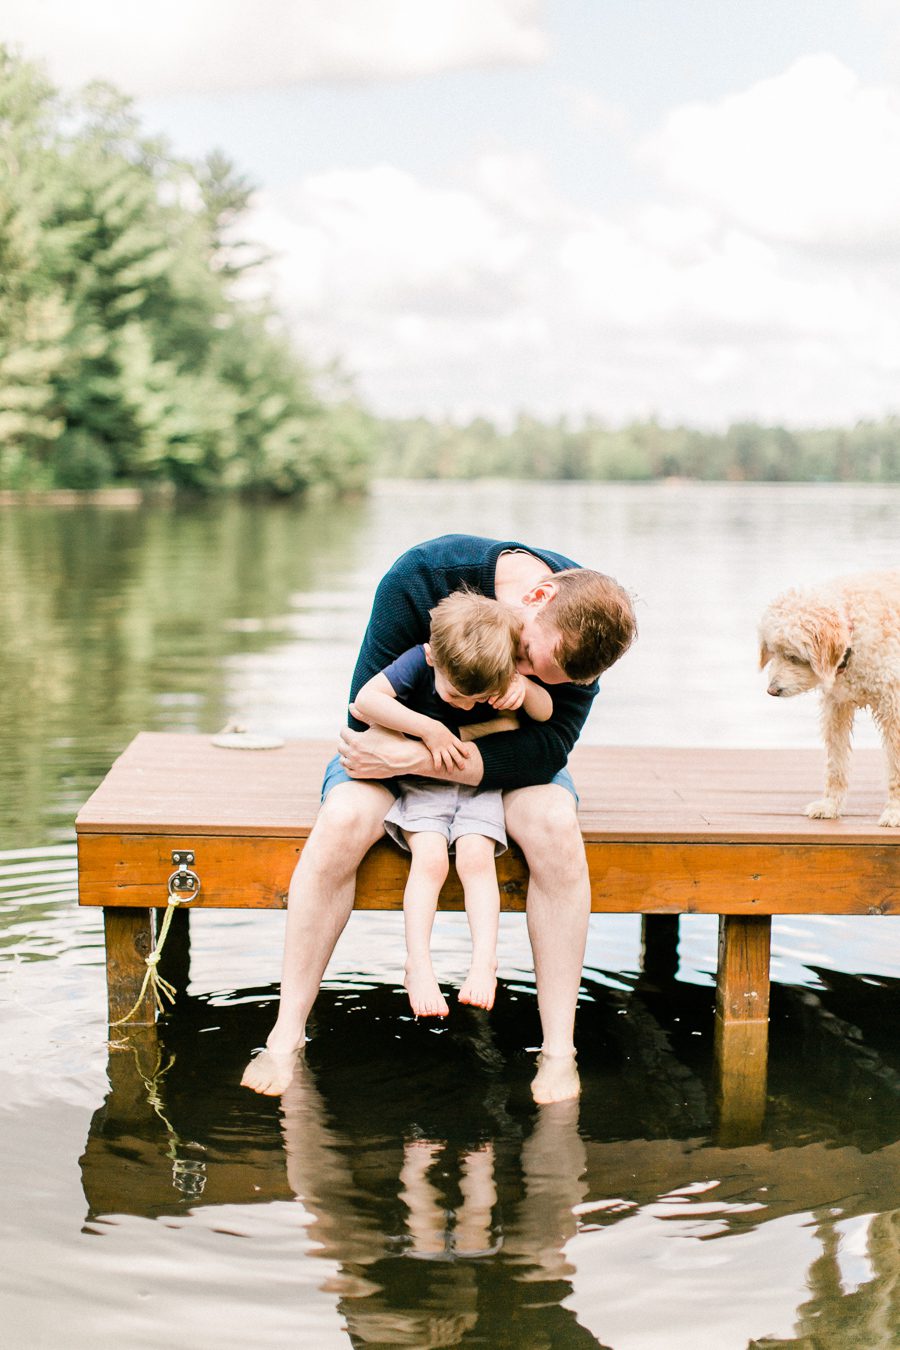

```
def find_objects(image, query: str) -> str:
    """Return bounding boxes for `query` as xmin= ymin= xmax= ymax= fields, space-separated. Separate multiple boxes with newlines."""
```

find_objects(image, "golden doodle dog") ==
xmin=759 ymin=570 xmax=900 ymax=828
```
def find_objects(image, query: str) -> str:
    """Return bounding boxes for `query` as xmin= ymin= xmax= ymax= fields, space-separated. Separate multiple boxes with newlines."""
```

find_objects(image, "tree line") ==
xmin=377 ymin=414 xmax=900 ymax=483
xmin=4 ymin=46 xmax=900 ymax=495
xmin=0 ymin=47 xmax=376 ymax=495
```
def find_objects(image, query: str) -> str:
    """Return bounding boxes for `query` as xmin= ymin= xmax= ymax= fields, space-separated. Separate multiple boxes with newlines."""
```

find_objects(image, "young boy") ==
xmin=352 ymin=589 xmax=553 ymax=1019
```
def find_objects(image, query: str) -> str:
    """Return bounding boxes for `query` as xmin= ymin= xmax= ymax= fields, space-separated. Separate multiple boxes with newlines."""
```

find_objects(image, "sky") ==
xmin=5 ymin=0 xmax=900 ymax=428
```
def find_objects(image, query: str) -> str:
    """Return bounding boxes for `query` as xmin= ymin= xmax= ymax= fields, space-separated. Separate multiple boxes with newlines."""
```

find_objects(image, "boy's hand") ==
xmin=487 ymin=672 xmax=530 ymax=712
xmin=421 ymin=722 xmax=471 ymax=772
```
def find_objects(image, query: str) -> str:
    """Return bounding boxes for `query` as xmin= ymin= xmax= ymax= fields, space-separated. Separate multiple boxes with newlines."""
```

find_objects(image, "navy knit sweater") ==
xmin=348 ymin=534 xmax=598 ymax=791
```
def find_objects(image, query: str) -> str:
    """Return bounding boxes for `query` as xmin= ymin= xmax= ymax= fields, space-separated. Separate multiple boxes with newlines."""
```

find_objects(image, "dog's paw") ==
xmin=878 ymin=803 xmax=900 ymax=828
xmin=805 ymin=798 xmax=841 ymax=820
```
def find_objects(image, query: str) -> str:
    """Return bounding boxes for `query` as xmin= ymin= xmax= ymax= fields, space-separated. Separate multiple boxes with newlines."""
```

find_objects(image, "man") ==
xmin=242 ymin=534 xmax=636 ymax=1104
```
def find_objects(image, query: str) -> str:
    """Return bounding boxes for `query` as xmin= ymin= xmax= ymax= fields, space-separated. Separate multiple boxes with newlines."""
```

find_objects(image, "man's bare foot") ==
xmin=240 ymin=1047 xmax=303 ymax=1095
xmin=531 ymin=1051 xmax=580 ymax=1105
xmin=458 ymin=959 xmax=497 ymax=1010
xmin=404 ymin=962 xmax=449 ymax=1017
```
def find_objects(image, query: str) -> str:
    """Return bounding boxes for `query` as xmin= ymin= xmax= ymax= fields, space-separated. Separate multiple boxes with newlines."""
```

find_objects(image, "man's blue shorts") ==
xmin=320 ymin=754 xmax=579 ymax=804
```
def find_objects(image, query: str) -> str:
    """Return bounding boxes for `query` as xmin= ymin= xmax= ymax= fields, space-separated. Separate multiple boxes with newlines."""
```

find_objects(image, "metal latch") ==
xmin=168 ymin=850 xmax=200 ymax=903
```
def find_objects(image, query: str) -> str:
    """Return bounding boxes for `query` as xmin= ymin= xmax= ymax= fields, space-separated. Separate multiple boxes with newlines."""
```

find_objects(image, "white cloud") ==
xmin=248 ymin=134 xmax=900 ymax=427
xmin=0 ymin=0 xmax=548 ymax=96
xmin=644 ymin=54 xmax=900 ymax=251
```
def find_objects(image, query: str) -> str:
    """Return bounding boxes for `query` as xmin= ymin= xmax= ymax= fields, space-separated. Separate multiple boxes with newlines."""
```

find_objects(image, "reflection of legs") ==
xmin=505 ymin=784 xmax=588 ymax=1104
xmin=281 ymin=1057 xmax=384 ymax=1270
xmin=507 ymin=1100 xmax=587 ymax=1280
xmin=403 ymin=832 xmax=450 ymax=1017
xmin=454 ymin=1143 xmax=497 ymax=1254
xmin=456 ymin=835 xmax=500 ymax=1010
xmin=399 ymin=1140 xmax=446 ymax=1255
xmin=242 ymin=780 xmax=393 ymax=1094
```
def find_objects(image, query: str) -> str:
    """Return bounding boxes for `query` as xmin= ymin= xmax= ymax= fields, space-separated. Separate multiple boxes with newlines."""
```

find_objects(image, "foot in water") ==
xmin=531 ymin=1051 xmax=580 ymax=1105
xmin=458 ymin=959 xmax=497 ymax=1010
xmin=241 ymin=1034 xmax=306 ymax=1096
xmin=404 ymin=961 xmax=449 ymax=1017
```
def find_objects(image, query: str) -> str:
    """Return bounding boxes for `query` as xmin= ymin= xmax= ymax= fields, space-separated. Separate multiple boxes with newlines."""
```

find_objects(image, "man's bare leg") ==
xmin=242 ymin=779 xmax=393 ymax=1094
xmin=504 ymin=784 xmax=589 ymax=1105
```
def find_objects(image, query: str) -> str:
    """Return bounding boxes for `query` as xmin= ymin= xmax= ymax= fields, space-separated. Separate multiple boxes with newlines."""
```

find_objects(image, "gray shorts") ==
xmin=384 ymin=777 xmax=507 ymax=856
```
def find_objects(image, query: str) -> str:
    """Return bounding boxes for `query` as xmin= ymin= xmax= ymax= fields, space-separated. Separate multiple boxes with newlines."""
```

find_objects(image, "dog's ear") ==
xmin=759 ymin=641 xmax=773 ymax=670
xmin=808 ymin=610 xmax=851 ymax=684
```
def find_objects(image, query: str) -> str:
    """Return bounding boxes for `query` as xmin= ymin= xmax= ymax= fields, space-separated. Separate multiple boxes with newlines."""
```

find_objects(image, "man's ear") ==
xmin=523 ymin=579 xmax=558 ymax=608
xmin=423 ymin=643 xmax=434 ymax=667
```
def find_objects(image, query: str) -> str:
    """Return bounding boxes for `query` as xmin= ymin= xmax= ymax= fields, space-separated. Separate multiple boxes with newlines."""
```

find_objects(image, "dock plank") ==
xmin=75 ymin=734 xmax=899 ymax=913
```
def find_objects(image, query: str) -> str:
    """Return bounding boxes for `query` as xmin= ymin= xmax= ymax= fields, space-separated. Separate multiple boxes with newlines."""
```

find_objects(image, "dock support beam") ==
xmin=104 ymin=907 xmax=156 ymax=1028
xmin=640 ymin=915 xmax=680 ymax=983
xmin=714 ymin=914 xmax=771 ymax=1140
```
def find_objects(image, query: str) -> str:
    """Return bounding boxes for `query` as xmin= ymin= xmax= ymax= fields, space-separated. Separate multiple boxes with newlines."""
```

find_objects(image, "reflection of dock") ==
xmin=81 ymin=981 xmax=900 ymax=1347
xmin=76 ymin=737 xmax=899 ymax=1126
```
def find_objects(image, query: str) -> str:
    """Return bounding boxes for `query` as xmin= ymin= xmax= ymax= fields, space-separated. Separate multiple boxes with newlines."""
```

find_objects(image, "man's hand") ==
xmin=338 ymin=725 xmax=431 ymax=778
xmin=338 ymin=725 xmax=484 ymax=785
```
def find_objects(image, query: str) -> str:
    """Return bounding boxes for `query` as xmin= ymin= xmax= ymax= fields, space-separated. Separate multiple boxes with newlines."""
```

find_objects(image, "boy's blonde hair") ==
xmin=542 ymin=569 xmax=637 ymax=683
xmin=428 ymin=590 xmax=520 ymax=697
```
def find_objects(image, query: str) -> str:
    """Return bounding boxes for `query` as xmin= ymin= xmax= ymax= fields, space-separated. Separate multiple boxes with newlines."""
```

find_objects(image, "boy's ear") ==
xmin=423 ymin=643 xmax=434 ymax=667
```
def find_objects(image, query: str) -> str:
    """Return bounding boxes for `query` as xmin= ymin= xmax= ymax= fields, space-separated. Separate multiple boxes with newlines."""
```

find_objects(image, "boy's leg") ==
xmin=503 ymin=782 xmax=588 ymax=1105
xmin=403 ymin=831 xmax=451 ymax=1017
xmin=454 ymin=834 xmax=500 ymax=1011
xmin=242 ymin=779 xmax=393 ymax=1095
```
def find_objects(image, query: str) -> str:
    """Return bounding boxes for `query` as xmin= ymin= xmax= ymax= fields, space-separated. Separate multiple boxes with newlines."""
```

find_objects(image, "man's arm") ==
xmin=351 ymin=673 xmax=470 ymax=772
xmin=338 ymin=725 xmax=485 ymax=786
xmin=477 ymin=681 xmax=597 ymax=790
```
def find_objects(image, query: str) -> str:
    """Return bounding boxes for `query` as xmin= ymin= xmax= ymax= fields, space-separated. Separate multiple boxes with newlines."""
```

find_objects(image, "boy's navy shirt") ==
xmin=348 ymin=534 xmax=600 ymax=792
xmin=381 ymin=645 xmax=495 ymax=734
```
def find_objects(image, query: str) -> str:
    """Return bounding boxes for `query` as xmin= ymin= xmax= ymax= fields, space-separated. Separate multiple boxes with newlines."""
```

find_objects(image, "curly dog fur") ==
xmin=759 ymin=569 xmax=900 ymax=827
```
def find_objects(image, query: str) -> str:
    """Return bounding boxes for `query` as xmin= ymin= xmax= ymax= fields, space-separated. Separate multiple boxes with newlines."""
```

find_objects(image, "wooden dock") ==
xmin=76 ymin=733 xmax=899 ymax=1128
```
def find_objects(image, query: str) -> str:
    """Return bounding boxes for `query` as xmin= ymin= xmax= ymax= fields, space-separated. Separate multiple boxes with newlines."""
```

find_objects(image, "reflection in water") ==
xmin=4 ymin=484 xmax=900 ymax=1346
xmin=81 ymin=974 xmax=900 ymax=1347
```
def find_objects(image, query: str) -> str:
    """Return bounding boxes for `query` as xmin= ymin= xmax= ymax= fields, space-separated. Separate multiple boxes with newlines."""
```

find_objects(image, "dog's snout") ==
xmin=767 ymin=683 xmax=783 ymax=697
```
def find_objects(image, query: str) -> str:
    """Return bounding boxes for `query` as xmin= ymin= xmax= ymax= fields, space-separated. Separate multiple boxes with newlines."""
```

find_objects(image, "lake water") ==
xmin=2 ymin=481 xmax=899 ymax=1349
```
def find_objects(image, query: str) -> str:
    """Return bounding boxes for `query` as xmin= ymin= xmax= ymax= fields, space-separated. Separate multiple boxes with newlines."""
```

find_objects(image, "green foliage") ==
xmin=0 ymin=49 xmax=372 ymax=496
xmin=377 ymin=413 xmax=900 ymax=484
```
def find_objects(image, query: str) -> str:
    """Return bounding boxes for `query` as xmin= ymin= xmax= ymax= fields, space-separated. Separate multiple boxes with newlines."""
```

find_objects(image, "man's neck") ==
xmin=494 ymin=548 xmax=552 ymax=605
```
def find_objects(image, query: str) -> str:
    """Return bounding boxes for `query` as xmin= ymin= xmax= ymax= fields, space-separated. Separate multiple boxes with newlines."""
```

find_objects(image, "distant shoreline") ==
xmin=0 ymin=487 xmax=152 ymax=508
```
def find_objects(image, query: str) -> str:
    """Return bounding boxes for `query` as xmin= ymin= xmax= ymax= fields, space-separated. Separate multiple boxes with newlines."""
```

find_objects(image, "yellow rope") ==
xmin=110 ymin=898 xmax=182 ymax=1027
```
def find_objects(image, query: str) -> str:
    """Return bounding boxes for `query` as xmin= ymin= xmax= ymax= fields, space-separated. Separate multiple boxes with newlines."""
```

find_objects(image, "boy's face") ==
xmin=424 ymin=646 xmax=492 ymax=710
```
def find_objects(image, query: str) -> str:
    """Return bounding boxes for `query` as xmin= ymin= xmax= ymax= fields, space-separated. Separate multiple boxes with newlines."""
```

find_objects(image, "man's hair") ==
xmin=542 ymin=569 xmax=637 ymax=683
xmin=428 ymin=590 xmax=520 ymax=697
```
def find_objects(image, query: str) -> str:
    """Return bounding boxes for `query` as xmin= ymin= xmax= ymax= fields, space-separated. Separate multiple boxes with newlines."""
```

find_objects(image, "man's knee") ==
xmin=505 ymin=786 xmax=585 ymax=872
xmin=311 ymin=783 xmax=391 ymax=863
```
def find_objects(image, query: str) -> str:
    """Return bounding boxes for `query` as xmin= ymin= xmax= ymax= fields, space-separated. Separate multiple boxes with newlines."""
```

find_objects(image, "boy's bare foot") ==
xmin=531 ymin=1051 xmax=580 ymax=1105
xmin=404 ymin=962 xmax=449 ymax=1017
xmin=458 ymin=959 xmax=497 ymax=1010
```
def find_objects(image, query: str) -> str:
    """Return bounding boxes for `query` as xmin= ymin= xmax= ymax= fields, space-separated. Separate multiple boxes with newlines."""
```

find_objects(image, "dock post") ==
xmin=104 ymin=907 xmax=157 ymax=1029
xmin=157 ymin=904 xmax=191 ymax=1002
xmin=714 ymin=914 xmax=771 ymax=1140
xmin=640 ymin=915 xmax=680 ymax=983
